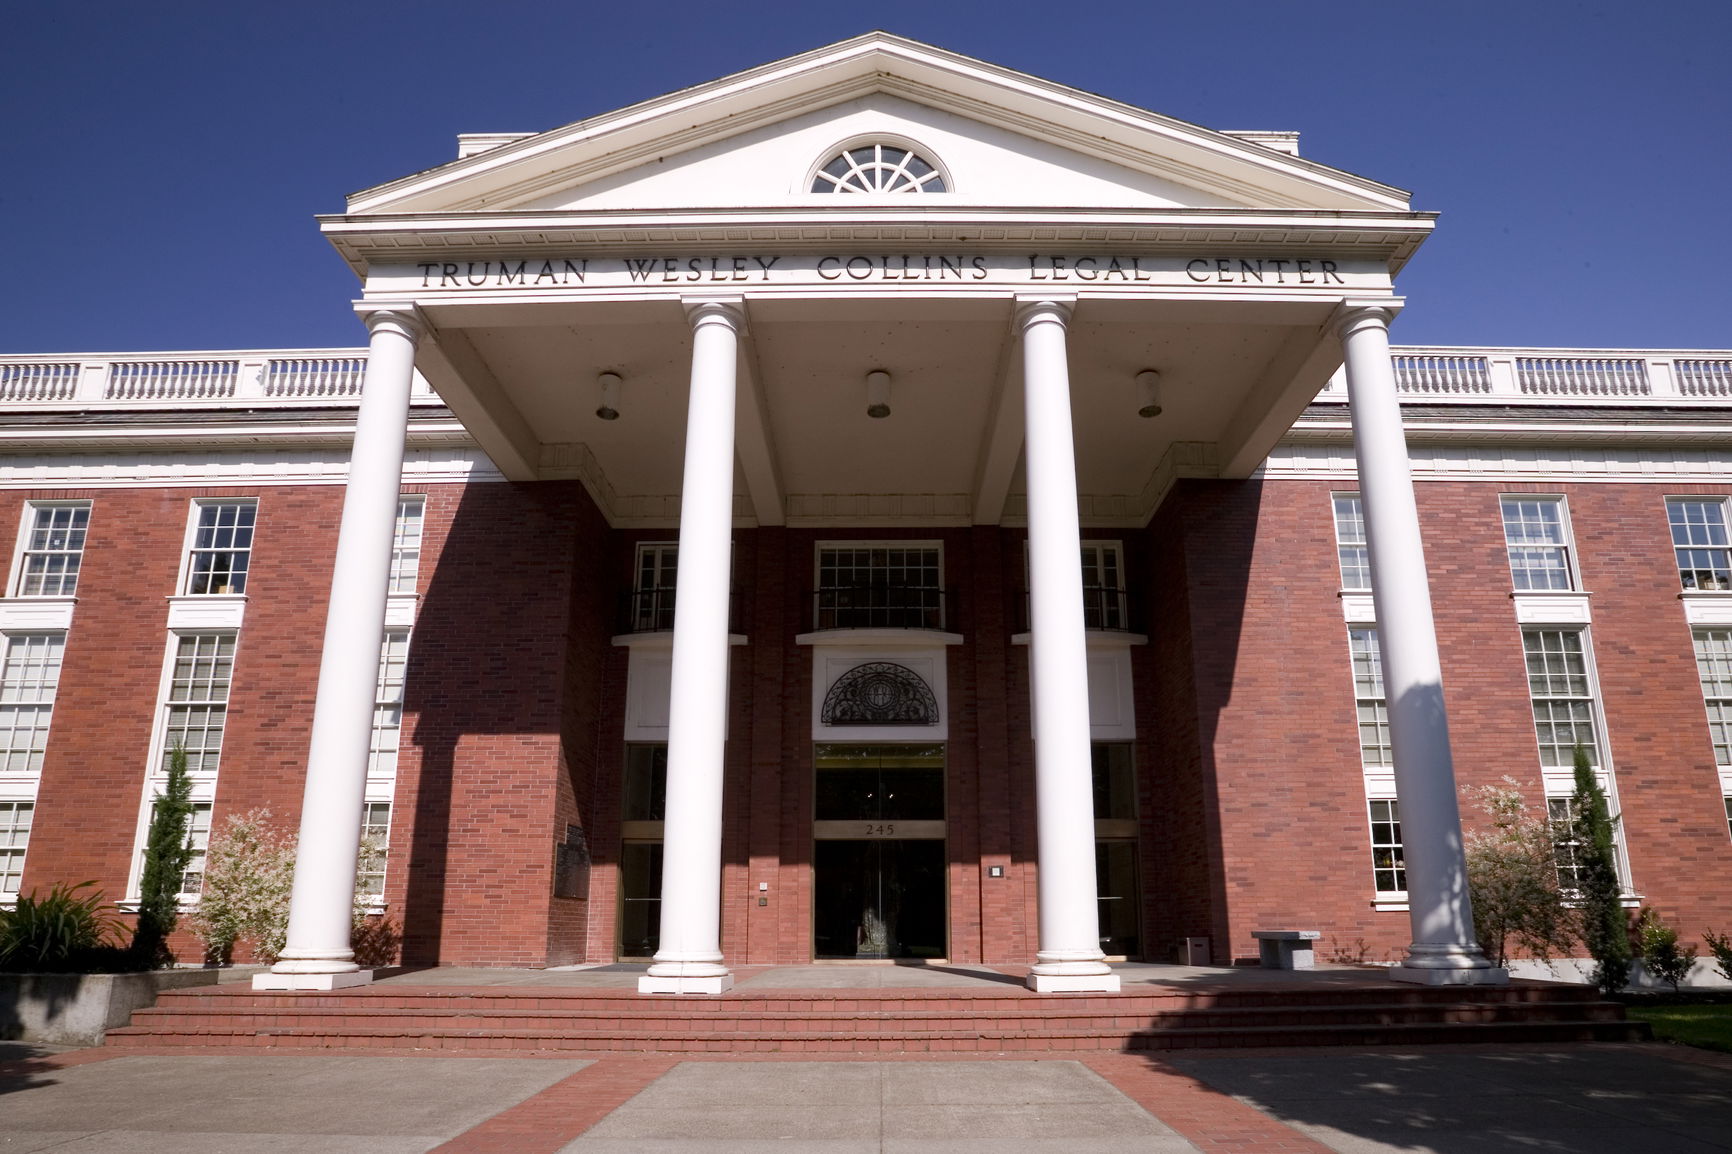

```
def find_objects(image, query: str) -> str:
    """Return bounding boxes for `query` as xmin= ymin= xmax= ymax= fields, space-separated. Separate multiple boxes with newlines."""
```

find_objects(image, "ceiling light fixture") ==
xmin=865 ymin=369 xmax=892 ymax=419
xmin=595 ymin=371 xmax=622 ymax=420
xmin=1136 ymin=369 xmax=1162 ymax=418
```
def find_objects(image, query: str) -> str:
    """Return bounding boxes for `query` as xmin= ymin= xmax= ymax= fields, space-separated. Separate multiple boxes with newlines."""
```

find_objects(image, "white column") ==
xmin=256 ymin=307 xmax=424 ymax=991
xmin=639 ymin=299 xmax=744 ymax=995
xmin=1019 ymin=299 xmax=1120 ymax=994
xmin=1337 ymin=303 xmax=1506 ymax=986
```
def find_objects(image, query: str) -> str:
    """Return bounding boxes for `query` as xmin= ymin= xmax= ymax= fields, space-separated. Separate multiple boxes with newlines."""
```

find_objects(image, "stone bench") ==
xmin=1252 ymin=929 xmax=1320 ymax=970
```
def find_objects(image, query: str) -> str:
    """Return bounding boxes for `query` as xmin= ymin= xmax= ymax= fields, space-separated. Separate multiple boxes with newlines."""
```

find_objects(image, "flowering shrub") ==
xmin=1463 ymin=778 xmax=1575 ymax=967
xmin=189 ymin=808 xmax=296 ymax=963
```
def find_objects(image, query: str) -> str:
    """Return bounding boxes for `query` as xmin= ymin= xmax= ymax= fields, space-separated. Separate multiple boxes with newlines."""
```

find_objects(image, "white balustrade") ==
xmin=1391 ymin=355 xmax=1491 ymax=394
xmin=0 ymin=362 xmax=81 ymax=402
xmin=265 ymin=357 xmax=368 ymax=398
xmin=1516 ymin=356 xmax=1650 ymax=397
xmin=1676 ymin=359 xmax=1732 ymax=398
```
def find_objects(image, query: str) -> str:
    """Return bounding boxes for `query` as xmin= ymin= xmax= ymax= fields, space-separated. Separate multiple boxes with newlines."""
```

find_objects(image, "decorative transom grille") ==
xmin=821 ymin=662 xmax=939 ymax=726
xmin=811 ymin=144 xmax=946 ymax=193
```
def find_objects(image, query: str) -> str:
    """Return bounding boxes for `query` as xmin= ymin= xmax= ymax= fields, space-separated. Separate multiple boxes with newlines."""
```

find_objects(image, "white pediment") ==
xmin=347 ymin=34 xmax=1412 ymax=217
xmin=511 ymin=93 xmax=1240 ymax=211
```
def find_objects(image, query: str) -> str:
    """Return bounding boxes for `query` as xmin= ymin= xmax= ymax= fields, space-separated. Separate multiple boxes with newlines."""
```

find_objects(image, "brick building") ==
xmin=1 ymin=35 xmax=1727 ymax=992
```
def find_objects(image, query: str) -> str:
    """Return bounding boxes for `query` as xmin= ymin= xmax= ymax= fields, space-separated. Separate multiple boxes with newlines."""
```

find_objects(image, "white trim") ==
xmin=1682 ymin=592 xmax=1732 ymax=626
xmin=1339 ymin=593 xmax=1377 ymax=624
xmin=7 ymin=499 xmax=92 ymax=598
xmin=802 ymin=133 xmax=955 ymax=196
xmin=1265 ymin=444 xmax=1732 ymax=485
xmin=174 ymin=498 xmax=257 ymax=597
xmin=0 ymin=448 xmax=500 ymax=491
xmin=1511 ymin=591 xmax=1593 ymax=625
xmin=0 ymin=598 xmax=75 ymax=631
xmin=383 ymin=594 xmax=419 ymax=630
xmin=166 ymin=594 xmax=247 ymax=631
xmin=1498 ymin=493 xmax=1580 ymax=594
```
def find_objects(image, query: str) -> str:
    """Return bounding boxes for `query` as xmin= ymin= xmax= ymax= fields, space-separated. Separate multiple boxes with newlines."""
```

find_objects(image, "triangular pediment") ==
xmin=346 ymin=33 xmax=1412 ymax=217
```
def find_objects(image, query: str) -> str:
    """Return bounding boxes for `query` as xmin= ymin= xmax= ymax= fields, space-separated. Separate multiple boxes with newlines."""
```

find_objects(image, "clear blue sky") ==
xmin=5 ymin=1 xmax=1727 ymax=353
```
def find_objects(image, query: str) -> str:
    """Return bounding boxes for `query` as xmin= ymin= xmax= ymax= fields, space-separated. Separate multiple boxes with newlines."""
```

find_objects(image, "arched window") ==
xmin=810 ymin=143 xmax=947 ymax=194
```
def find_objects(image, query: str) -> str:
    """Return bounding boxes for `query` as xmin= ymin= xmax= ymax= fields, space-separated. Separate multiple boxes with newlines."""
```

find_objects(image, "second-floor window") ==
xmin=1080 ymin=543 xmax=1128 ymax=630
xmin=633 ymin=544 xmax=678 ymax=632
xmin=0 ymin=633 xmax=65 ymax=775
xmin=816 ymin=545 xmax=942 ymax=630
xmin=389 ymin=496 xmax=425 ymax=594
xmin=185 ymin=501 xmax=256 ymax=595
xmin=16 ymin=503 xmax=90 ymax=597
xmin=1331 ymin=494 xmax=1369 ymax=590
xmin=1668 ymin=497 xmax=1731 ymax=591
xmin=1501 ymin=497 xmax=1574 ymax=590
xmin=162 ymin=633 xmax=235 ymax=774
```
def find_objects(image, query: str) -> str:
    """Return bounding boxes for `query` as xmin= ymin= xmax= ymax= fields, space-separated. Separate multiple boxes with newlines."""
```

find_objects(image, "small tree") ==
xmin=131 ymin=741 xmax=195 ymax=967
xmin=1463 ymin=778 xmax=1575 ymax=967
xmin=1568 ymin=746 xmax=1630 ymax=994
xmin=1705 ymin=929 xmax=1732 ymax=983
xmin=1636 ymin=908 xmax=1697 ymax=991
xmin=190 ymin=808 xmax=296 ymax=963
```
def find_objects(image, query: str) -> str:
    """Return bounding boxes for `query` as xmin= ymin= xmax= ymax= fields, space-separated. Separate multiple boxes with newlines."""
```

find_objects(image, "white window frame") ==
xmin=1330 ymin=493 xmax=1370 ymax=592
xmin=356 ymin=800 xmax=392 ymax=905
xmin=1500 ymin=495 xmax=1577 ymax=592
xmin=814 ymin=540 xmax=945 ymax=631
xmin=1690 ymin=627 xmax=1732 ymax=840
xmin=9 ymin=501 xmax=92 ymax=599
xmin=177 ymin=499 xmax=257 ymax=596
xmin=0 ymin=798 xmax=34 ymax=899
xmin=632 ymin=542 xmax=679 ymax=632
xmin=0 ymin=631 xmax=65 ymax=780
xmin=127 ymin=632 xmax=234 ymax=901
xmin=1666 ymin=496 xmax=1732 ymax=592
xmin=368 ymin=630 xmax=410 ymax=781
xmin=1367 ymin=798 xmax=1407 ymax=897
xmin=1079 ymin=541 xmax=1129 ymax=631
xmin=1520 ymin=625 xmax=1632 ymax=890
xmin=389 ymin=495 xmax=425 ymax=596
xmin=1346 ymin=627 xmax=1392 ymax=772
xmin=806 ymin=136 xmax=951 ymax=195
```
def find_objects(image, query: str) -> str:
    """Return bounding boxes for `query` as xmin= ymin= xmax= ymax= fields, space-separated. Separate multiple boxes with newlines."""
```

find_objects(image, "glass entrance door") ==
xmin=812 ymin=743 xmax=945 ymax=959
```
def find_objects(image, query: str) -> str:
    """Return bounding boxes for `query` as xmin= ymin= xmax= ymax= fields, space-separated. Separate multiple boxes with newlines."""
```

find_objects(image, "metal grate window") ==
xmin=163 ymin=634 xmax=235 ymax=774
xmin=1348 ymin=628 xmax=1392 ymax=768
xmin=1501 ymin=497 xmax=1574 ymax=591
xmin=368 ymin=632 xmax=409 ymax=778
xmin=1331 ymin=494 xmax=1370 ymax=591
xmin=17 ymin=504 xmax=90 ymax=596
xmin=1524 ymin=629 xmax=1598 ymax=770
xmin=633 ymin=544 xmax=679 ymax=632
xmin=1668 ymin=498 xmax=1731 ymax=591
xmin=186 ymin=502 xmax=256 ymax=595
xmin=0 ymin=801 xmax=32 ymax=894
xmin=389 ymin=497 xmax=425 ymax=595
xmin=1368 ymin=799 xmax=1406 ymax=894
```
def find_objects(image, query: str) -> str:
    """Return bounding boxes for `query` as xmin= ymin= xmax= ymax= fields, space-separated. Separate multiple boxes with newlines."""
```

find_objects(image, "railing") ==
xmin=808 ymin=585 xmax=952 ymax=632
xmin=1322 ymin=346 xmax=1732 ymax=406
xmin=0 ymin=349 xmax=437 ymax=408
xmin=615 ymin=587 xmax=745 ymax=635
xmin=1018 ymin=586 xmax=1142 ymax=634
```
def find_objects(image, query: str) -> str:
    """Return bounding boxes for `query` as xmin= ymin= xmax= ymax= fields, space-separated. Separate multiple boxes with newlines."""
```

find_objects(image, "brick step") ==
xmin=122 ymin=997 xmax=1629 ymax=1035
xmin=104 ymin=1016 xmax=1649 ymax=1053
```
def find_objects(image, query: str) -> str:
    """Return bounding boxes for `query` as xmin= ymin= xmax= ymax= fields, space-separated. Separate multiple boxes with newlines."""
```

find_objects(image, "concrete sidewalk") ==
xmin=2 ymin=1042 xmax=1729 ymax=1152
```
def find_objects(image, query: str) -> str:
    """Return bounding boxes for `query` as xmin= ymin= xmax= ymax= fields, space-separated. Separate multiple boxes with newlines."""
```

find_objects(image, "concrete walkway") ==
xmin=3 ymin=1041 xmax=1729 ymax=1153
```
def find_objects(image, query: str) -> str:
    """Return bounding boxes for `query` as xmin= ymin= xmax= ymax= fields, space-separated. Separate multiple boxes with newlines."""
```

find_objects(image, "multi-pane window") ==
xmin=185 ymin=502 xmax=256 ymax=595
xmin=1694 ymin=629 xmax=1732 ymax=770
xmin=0 ymin=633 xmax=64 ymax=774
xmin=1348 ymin=629 xmax=1392 ymax=769
xmin=16 ymin=504 xmax=90 ymax=596
xmin=175 ymin=802 xmax=213 ymax=897
xmin=816 ymin=545 xmax=943 ymax=629
xmin=0 ymin=800 xmax=31 ymax=895
xmin=1080 ymin=543 xmax=1128 ymax=630
xmin=1501 ymin=497 xmax=1574 ymax=590
xmin=1331 ymin=494 xmax=1370 ymax=591
xmin=357 ymin=801 xmax=391 ymax=900
xmin=1668 ymin=498 xmax=1731 ymax=591
xmin=1368 ymin=800 xmax=1406 ymax=894
xmin=368 ymin=631 xmax=409 ymax=778
xmin=810 ymin=144 xmax=947 ymax=193
xmin=162 ymin=634 xmax=235 ymax=774
xmin=389 ymin=497 xmax=425 ymax=595
xmin=1523 ymin=629 xmax=1599 ymax=770
xmin=633 ymin=544 xmax=678 ymax=632
xmin=1547 ymin=797 xmax=1585 ymax=892
xmin=619 ymin=743 xmax=668 ymax=957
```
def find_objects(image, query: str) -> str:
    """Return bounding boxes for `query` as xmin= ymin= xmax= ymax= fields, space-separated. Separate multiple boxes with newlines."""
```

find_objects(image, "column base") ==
xmin=1027 ymin=970 xmax=1122 ymax=993
xmin=252 ymin=970 xmax=374 ymax=992
xmin=638 ymin=972 xmax=735 ymax=995
xmin=1390 ymin=965 xmax=1509 ymax=987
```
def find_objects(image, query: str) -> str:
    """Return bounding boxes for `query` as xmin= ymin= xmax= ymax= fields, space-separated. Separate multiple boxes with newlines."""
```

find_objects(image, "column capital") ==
xmin=356 ymin=303 xmax=429 ymax=344
xmin=1327 ymin=298 xmax=1404 ymax=340
xmin=683 ymin=296 xmax=747 ymax=334
xmin=1013 ymin=296 xmax=1076 ymax=332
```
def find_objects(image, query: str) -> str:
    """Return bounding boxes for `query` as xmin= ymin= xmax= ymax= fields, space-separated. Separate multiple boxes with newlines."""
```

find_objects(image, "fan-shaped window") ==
xmin=821 ymin=662 xmax=940 ymax=725
xmin=811 ymin=144 xmax=947 ymax=194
